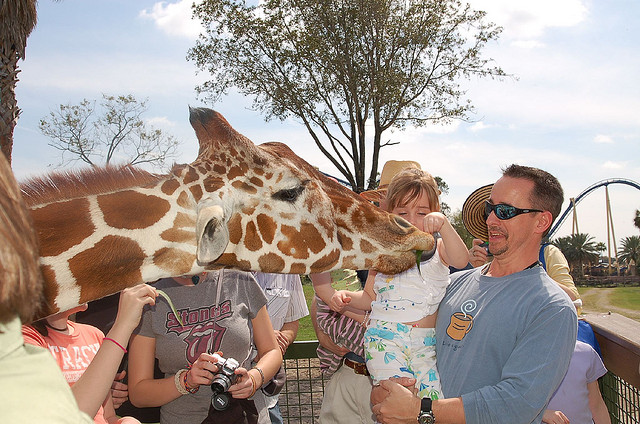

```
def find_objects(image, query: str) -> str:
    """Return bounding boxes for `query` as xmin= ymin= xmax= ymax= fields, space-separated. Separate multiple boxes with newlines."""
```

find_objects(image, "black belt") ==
xmin=343 ymin=357 xmax=370 ymax=376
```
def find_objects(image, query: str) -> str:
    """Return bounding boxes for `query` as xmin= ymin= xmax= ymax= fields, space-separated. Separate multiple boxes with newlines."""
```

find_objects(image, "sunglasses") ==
xmin=484 ymin=201 xmax=543 ymax=220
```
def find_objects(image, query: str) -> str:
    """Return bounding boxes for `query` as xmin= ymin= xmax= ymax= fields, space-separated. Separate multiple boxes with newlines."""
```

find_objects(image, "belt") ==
xmin=343 ymin=357 xmax=370 ymax=376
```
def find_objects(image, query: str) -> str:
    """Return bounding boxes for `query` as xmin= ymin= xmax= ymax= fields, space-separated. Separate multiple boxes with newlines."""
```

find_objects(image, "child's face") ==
xmin=391 ymin=191 xmax=432 ymax=232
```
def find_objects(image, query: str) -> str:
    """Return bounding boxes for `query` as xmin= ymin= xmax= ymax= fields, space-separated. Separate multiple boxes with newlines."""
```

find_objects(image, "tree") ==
xmin=553 ymin=233 xmax=599 ymax=278
xmin=450 ymin=209 xmax=473 ymax=248
xmin=618 ymin=235 xmax=640 ymax=276
xmin=0 ymin=0 xmax=38 ymax=163
xmin=189 ymin=0 xmax=506 ymax=192
xmin=39 ymin=94 xmax=180 ymax=170
xmin=634 ymin=209 xmax=640 ymax=231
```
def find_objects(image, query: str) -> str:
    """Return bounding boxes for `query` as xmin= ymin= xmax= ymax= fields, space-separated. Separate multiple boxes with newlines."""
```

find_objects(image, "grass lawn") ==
xmin=577 ymin=286 xmax=640 ymax=321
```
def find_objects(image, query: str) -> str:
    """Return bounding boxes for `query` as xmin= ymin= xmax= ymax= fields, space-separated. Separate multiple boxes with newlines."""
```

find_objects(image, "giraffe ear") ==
xmin=196 ymin=200 xmax=230 ymax=265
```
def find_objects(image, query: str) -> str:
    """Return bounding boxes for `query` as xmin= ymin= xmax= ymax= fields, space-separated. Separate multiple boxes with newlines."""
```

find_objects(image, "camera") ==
xmin=210 ymin=353 xmax=240 ymax=411
xmin=479 ymin=241 xmax=493 ymax=257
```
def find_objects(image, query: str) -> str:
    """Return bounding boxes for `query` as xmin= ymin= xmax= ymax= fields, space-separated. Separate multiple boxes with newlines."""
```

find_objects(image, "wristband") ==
xmin=253 ymin=366 xmax=265 ymax=388
xmin=183 ymin=370 xmax=199 ymax=394
xmin=248 ymin=372 xmax=258 ymax=398
xmin=103 ymin=337 xmax=127 ymax=353
xmin=174 ymin=369 xmax=190 ymax=395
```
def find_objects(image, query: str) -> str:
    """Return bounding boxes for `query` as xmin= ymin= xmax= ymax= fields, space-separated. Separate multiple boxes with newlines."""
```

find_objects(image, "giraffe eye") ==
xmin=272 ymin=181 xmax=309 ymax=203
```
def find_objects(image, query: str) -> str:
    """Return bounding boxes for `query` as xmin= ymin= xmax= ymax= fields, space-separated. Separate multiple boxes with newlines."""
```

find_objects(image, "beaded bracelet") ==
xmin=183 ymin=370 xmax=199 ymax=394
xmin=174 ymin=369 xmax=190 ymax=395
xmin=253 ymin=366 xmax=265 ymax=388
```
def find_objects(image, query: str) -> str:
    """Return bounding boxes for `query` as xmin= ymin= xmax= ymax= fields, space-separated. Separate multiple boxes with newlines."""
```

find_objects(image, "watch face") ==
xmin=418 ymin=412 xmax=435 ymax=424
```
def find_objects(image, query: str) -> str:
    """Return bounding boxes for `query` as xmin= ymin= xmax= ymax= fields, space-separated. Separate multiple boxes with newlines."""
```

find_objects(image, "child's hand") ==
xmin=542 ymin=409 xmax=570 ymax=424
xmin=329 ymin=290 xmax=352 ymax=312
xmin=114 ymin=284 xmax=158 ymax=333
xmin=423 ymin=212 xmax=446 ymax=234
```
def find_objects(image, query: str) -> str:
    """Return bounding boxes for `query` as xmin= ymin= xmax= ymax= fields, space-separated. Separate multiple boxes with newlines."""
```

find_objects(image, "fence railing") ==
xmin=278 ymin=313 xmax=640 ymax=423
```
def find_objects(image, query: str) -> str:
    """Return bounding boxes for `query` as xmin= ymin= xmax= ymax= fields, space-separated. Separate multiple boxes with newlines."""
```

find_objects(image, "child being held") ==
xmin=331 ymin=167 xmax=469 ymax=400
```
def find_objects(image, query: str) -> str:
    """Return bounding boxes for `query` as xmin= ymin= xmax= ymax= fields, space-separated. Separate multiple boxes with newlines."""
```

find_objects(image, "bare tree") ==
xmin=39 ymin=94 xmax=180 ymax=171
xmin=189 ymin=0 xmax=506 ymax=191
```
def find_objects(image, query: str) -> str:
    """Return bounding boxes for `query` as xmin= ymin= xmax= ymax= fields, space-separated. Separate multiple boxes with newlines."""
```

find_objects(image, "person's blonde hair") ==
xmin=385 ymin=168 xmax=441 ymax=213
xmin=0 ymin=154 xmax=44 ymax=324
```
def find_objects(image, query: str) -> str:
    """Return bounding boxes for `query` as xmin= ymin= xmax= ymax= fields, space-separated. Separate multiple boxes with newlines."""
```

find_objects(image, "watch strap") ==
xmin=421 ymin=397 xmax=433 ymax=413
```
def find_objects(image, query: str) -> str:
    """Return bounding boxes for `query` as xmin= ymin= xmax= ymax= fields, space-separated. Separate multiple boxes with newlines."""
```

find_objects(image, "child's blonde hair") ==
xmin=385 ymin=168 xmax=441 ymax=213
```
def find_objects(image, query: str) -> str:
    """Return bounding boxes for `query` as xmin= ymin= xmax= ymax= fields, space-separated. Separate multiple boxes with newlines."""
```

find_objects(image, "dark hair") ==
xmin=502 ymin=164 xmax=564 ymax=233
xmin=0 ymin=154 xmax=44 ymax=324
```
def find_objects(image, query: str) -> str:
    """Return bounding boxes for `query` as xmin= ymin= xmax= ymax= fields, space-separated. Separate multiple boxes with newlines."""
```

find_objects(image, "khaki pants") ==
xmin=318 ymin=364 xmax=375 ymax=424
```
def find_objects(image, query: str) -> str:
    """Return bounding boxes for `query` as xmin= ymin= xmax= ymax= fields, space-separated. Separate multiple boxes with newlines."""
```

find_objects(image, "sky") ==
xmin=12 ymin=0 xmax=640 ymax=250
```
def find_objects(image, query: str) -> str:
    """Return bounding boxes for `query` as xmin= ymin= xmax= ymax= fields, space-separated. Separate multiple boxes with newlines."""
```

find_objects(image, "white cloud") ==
xmin=469 ymin=121 xmax=495 ymax=132
xmin=602 ymin=161 xmax=626 ymax=170
xmin=594 ymin=134 xmax=614 ymax=144
xmin=468 ymin=0 xmax=588 ymax=45
xmin=140 ymin=1 xmax=203 ymax=40
xmin=146 ymin=116 xmax=176 ymax=127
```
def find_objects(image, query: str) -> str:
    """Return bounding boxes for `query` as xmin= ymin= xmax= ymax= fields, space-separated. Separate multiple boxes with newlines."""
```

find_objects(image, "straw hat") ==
xmin=360 ymin=160 xmax=421 ymax=202
xmin=461 ymin=184 xmax=494 ymax=242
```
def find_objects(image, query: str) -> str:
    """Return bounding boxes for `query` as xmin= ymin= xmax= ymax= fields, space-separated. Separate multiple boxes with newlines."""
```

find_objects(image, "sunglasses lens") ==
xmin=495 ymin=205 xmax=516 ymax=220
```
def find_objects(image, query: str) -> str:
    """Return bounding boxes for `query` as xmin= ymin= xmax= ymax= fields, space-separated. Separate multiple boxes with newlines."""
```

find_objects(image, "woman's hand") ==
xmin=185 ymin=352 xmax=223 ymax=388
xmin=227 ymin=367 xmax=257 ymax=399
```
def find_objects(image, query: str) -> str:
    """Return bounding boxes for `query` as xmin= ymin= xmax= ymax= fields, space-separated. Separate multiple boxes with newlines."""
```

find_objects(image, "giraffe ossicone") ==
xmin=23 ymin=108 xmax=434 ymax=319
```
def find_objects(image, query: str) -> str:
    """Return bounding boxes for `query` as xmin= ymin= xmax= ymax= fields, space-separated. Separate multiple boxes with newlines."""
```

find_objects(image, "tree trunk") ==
xmin=0 ymin=49 xmax=20 ymax=163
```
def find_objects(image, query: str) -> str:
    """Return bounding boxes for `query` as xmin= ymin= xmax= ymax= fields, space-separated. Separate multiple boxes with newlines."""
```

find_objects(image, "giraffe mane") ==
xmin=20 ymin=165 xmax=164 ymax=207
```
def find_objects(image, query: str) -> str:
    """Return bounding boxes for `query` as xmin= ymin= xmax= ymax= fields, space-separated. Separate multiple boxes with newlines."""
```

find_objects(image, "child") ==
xmin=543 ymin=339 xmax=611 ymax=424
xmin=331 ymin=167 xmax=469 ymax=400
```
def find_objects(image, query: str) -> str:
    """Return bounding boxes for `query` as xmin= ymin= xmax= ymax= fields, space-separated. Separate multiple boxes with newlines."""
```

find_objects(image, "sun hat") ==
xmin=360 ymin=160 xmax=421 ymax=202
xmin=461 ymin=183 xmax=494 ymax=242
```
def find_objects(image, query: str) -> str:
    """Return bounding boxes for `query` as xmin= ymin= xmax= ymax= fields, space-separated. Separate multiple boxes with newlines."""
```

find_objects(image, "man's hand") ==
xmin=111 ymin=370 xmax=128 ymax=409
xmin=371 ymin=378 xmax=420 ymax=424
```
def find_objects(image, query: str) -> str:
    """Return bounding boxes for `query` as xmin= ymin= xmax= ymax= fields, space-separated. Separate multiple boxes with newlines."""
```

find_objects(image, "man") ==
xmin=252 ymin=272 xmax=309 ymax=424
xmin=372 ymin=164 xmax=578 ymax=424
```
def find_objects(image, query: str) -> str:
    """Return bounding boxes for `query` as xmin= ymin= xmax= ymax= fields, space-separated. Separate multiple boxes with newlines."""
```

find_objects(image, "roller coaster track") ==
xmin=548 ymin=178 xmax=640 ymax=238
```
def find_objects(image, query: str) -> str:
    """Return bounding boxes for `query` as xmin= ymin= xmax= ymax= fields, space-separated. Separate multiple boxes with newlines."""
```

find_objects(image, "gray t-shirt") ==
xmin=135 ymin=270 xmax=267 ymax=424
xmin=435 ymin=265 xmax=577 ymax=424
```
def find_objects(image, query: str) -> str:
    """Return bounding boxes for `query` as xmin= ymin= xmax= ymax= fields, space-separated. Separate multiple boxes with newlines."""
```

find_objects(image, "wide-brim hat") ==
xmin=360 ymin=160 xmax=421 ymax=202
xmin=461 ymin=183 xmax=494 ymax=242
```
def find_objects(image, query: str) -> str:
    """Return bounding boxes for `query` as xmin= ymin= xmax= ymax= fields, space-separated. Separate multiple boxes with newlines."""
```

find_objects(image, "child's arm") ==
xmin=541 ymin=409 xmax=569 ymax=424
xmin=330 ymin=271 xmax=377 ymax=312
xmin=424 ymin=212 xmax=469 ymax=269
xmin=588 ymin=380 xmax=612 ymax=424
xmin=310 ymin=272 xmax=336 ymax=305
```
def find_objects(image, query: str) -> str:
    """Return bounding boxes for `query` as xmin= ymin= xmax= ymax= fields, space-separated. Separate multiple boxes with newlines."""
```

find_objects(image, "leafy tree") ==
xmin=635 ymin=209 xmax=640 ymax=231
xmin=39 ymin=94 xmax=179 ymax=171
xmin=552 ymin=233 xmax=599 ymax=278
xmin=618 ymin=235 xmax=640 ymax=276
xmin=189 ymin=0 xmax=506 ymax=192
xmin=450 ymin=209 xmax=473 ymax=248
xmin=0 ymin=0 xmax=37 ymax=163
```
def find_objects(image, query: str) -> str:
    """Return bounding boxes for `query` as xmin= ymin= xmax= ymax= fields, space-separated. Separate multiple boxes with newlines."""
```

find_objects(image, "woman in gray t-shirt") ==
xmin=128 ymin=270 xmax=282 ymax=424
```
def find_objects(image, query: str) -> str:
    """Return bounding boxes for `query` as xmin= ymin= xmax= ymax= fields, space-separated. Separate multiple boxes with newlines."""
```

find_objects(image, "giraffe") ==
xmin=21 ymin=108 xmax=434 ymax=319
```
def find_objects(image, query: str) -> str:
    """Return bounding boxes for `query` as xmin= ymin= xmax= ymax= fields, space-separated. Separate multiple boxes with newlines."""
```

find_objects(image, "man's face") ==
xmin=486 ymin=176 xmax=541 ymax=257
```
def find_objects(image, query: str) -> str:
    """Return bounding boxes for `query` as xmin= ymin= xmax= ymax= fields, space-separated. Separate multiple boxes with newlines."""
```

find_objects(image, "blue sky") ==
xmin=13 ymin=0 xmax=640 ymax=248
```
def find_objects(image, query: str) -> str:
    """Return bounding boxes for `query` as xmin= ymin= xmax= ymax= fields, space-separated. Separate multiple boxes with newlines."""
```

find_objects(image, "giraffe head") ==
xmin=186 ymin=108 xmax=434 ymax=275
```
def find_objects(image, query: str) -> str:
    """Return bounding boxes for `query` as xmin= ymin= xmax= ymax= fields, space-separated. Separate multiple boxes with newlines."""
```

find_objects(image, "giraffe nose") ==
xmin=392 ymin=215 xmax=413 ymax=233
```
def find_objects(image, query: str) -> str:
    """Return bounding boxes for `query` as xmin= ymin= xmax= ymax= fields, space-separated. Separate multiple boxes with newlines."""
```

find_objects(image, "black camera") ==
xmin=210 ymin=353 xmax=240 ymax=411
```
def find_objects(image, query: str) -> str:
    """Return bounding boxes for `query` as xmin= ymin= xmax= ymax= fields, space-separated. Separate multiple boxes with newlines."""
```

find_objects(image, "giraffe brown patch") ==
xmin=231 ymin=180 xmax=257 ymax=194
xmin=161 ymin=179 xmax=180 ymax=195
xmin=258 ymin=253 xmax=285 ymax=273
xmin=360 ymin=239 xmax=375 ymax=254
xmin=153 ymin=247 xmax=196 ymax=275
xmin=244 ymin=221 xmax=263 ymax=251
xmin=99 ymin=191 xmax=171 ymax=230
xmin=189 ymin=185 xmax=203 ymax=202
xmin=177 ymin=191 xmax=190 ymax=208
xmin=256 ymin=214 xmax=276 ymax=244
xmin=183 ymin=167 xmax=199 ymax=184
xmin=229 ymin=147 xmax=239 ymax=158
xmin=174 ymin=212 xmax=196 ymax=228
xmin=203 ymin=176 xmax=225 ymax=193
xmin=30 ymin=198 xmax=94 ymax=257
xmin=40 ymin=265 xmax=58 ymax=316
xmin=351 ymin=208 xmax=376 ymax=228
xmin=241 ymin=206 xmax=256 ymax=216
xmin=336 ymin=231 xmax=354 ymax=251
xmin=279 ymin=212 xmax=295 ymax=220
xmin=340 ymin=255 xmax=358 ymax=270
xmin=249 ymin=176 xmax=263 ymax=187
xmin=213 ymin=164 xmax=226 ymax=175
xmin=317 ymin=216 xmax=333 ymax=234
xmin=310 ymin=249 xmax=340 ymax=272
xmin=161 ymin=228 xmax=196 ymax=244
xmin=289 ymin=263 xmax=307 ymax=274
xmin=217 ymin=253 xmax=251 ymax=270
xmin=228 ymin=165 xmax=244 ymax=180
xmin=265 ymin=172 xmax=273 ymax=180
xmin=228 ymin=214 xmax=243 ymax=245
xmin=253 ymin=167 xmax=264 ymax=176
xmin=71 ymin=236 xmax=144 ymax=303
xmin=252 ymin=154 xmax=268 ymax=167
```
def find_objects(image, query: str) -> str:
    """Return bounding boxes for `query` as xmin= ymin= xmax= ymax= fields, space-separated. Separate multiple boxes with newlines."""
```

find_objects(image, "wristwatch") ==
xmin=417 ymin=398 xmax=436 ymax=424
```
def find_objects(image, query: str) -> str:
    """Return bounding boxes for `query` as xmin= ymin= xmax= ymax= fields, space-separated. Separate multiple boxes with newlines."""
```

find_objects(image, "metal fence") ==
xmin=280 ymin=341 xmax=636 ymax=424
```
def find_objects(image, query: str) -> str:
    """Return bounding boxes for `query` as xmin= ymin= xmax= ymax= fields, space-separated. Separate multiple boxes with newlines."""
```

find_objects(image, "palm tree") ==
xmin=553 ymin=233 xmax=599 ymax=278
xmin=618 ymin=235 xmax=640 ymax=276
xmin=0 ymin=0 xmax=38 ymax=163
xmin=634 ymin=209 xmax=640 ymax=231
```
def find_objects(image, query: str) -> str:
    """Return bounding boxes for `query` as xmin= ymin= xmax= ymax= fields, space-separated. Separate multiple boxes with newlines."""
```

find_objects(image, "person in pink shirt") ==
xmin=23 ymin=303 xmax=141 ymax=424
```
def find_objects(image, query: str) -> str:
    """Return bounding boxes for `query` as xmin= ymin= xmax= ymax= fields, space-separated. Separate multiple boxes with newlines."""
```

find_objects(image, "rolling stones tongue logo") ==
xmin=184 ymin=320 xmax=226 ymax=363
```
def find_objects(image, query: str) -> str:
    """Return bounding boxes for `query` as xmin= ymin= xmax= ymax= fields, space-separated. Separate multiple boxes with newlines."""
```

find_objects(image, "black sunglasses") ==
xmin=484 ymin=201 xmax=543 ymax=220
